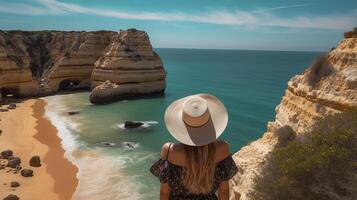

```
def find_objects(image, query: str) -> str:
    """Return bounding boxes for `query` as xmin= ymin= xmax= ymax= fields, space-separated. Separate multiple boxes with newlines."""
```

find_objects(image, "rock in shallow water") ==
xmin=122 ymin=141 xmax=139 ymax=149
xmin=124 ymin=121 xmax=144 ymax=128
xmin=99 ymin=142 xmax=117 ymax=147
xmin=67 ymin=110 xmax=80 ymax=115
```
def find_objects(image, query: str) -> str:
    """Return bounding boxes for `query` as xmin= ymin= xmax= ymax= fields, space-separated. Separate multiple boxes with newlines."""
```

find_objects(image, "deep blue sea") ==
xmin=44 ymin=49 xmax=322 ymax=200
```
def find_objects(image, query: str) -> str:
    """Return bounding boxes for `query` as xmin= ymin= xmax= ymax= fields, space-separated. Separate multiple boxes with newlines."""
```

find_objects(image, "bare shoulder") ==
xmin=160 ymin=142 xmax=173 ymax=159
xmin=214 ymin=140 xmax=230 ymax=162
xmin=160 ymin=142 xmax=183 ymax=160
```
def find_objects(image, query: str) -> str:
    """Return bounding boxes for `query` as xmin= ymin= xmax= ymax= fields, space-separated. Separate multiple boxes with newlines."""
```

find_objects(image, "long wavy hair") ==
xmin=182 ymin=143 xmax=216 ymax=194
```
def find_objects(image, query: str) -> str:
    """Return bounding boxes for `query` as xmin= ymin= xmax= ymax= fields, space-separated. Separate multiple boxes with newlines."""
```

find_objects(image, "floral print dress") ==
xmin=150 ymin=148 xmax=238 ymax=200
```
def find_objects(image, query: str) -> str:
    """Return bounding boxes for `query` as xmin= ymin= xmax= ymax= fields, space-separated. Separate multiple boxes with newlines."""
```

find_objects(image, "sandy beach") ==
xmin=0 ymin=99 xmax=78 ymax=200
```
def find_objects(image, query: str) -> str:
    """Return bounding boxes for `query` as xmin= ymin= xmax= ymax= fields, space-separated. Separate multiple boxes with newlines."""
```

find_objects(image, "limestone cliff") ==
xmin=44 ymin=31 xmax=116 ymax=93
xmin=90 ymin=29 xmax=166 ymax=103
xmin=0 ymin=31 xmax=41 ymax=97
xmin=0 ymin=29 xmax=166 ymax=102
xmin=230 ymin=28 xmax=357 ymax=200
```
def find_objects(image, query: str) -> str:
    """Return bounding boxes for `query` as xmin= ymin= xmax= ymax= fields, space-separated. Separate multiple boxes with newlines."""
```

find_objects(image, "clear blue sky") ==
xmin=0 ymin=0 xmax=356 ymax=51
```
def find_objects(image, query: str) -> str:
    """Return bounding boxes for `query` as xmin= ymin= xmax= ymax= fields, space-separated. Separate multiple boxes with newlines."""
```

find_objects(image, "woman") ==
xmin=150 ymin=94 xmax=238 ymax=200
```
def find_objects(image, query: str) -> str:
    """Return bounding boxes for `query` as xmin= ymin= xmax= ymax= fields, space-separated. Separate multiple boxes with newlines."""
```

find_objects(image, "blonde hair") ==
xmin=182 ymin=143 xmax=216 ymax=194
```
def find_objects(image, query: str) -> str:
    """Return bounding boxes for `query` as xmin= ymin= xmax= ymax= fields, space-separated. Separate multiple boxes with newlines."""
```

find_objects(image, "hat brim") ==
xmin=164 ymin=94 xmax=228 ymax=146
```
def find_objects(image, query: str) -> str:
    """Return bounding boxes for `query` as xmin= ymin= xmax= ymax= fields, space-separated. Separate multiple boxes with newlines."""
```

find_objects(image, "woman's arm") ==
xmin=217 ymin=140 xmax=230 ymax=200
xmin=160 ymin=143 xmax=172 ymax=200
xmin=160 ymin=182 xmax=171 ymax=200
xmin=218 ymin=181 xmax=229 ymax=200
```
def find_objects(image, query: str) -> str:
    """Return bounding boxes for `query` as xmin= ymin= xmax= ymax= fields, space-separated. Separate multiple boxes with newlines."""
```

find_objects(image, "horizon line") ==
xmin=154 ymin=47 xmax=326 ymax=53
xmin=0 ymin=28 xmax=333 ymax=53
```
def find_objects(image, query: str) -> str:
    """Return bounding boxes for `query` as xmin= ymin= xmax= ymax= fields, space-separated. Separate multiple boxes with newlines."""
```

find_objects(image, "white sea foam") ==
xmin=72 ymin=150 xmax=142 ymax=200
xmin=97 ymin=141 xmax=140 ymax=150
xmin=42 ymin=95 xmax=80 ymax=160
xmin=42 ymin=94 xmax=145 ymax=200
xmin=121 ymin=141 xmax=140 ymax=150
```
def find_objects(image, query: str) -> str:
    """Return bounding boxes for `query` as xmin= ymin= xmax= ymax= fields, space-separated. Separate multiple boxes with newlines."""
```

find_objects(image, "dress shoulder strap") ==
xmin=166 ymin=143 xmax=172 ymax=160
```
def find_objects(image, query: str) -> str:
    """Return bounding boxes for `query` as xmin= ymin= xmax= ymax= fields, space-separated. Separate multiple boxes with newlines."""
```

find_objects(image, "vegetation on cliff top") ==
xmin=306 ymin=53 xmax=334 ymax=86
xmin=250 ymin=108 xmax=357 ymax=200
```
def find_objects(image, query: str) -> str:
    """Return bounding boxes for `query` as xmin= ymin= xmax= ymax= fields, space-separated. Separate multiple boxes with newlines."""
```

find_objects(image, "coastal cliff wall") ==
xmin=44 ymin=31 xmax=115 ymax=93
xmin=230 ymin=28 xmax=357 ymax=200
xmin=0 ymin=29 xmax=166 ymax=103
xmin=0 ymin=31 xmax=41 ymax=97
xmin=90 ymin=29 xmax=166 ymax=103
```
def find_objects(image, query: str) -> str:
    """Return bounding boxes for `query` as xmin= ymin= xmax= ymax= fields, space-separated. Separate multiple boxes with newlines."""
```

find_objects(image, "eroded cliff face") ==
xmin=230 ymin=28 xmax=357 ymax=200
xmin=0 ymin=31 xmax=41 ymax=97
xmin=90 ymin=29 xmax=166 ymax=103
xmin=0 ymin=29 xmax=166 ymax=102
xmin=44 ymin=31 xmax=116 ymax=93
xmin=0 ymin=30 xmax=115 ymax=96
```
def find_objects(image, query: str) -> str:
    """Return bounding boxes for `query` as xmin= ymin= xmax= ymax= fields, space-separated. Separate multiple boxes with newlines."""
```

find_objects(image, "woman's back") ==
xmin=164 ymin=140 xmax=230 ymax=167
xmin=151 ymin=94 xmax=238 ymax=199
xmin=150 ymin=140 xmax=238 ymax=200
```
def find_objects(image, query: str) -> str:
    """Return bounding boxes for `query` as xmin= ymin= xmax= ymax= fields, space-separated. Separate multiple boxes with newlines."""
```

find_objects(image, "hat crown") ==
xmin=164 ymin=93 xmax=228 ymax=146
xmin=183 ymin=97 xmax=208 ymax=117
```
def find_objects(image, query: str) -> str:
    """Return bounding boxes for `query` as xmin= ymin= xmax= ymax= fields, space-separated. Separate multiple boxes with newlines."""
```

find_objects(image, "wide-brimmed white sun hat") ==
xmin=164 ymin=93 xmax=228 ymax=146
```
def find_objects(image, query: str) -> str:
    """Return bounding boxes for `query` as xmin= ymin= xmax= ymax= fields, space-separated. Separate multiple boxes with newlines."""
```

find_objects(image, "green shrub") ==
xmin=250 ymin=108 xmax=357 ymax=200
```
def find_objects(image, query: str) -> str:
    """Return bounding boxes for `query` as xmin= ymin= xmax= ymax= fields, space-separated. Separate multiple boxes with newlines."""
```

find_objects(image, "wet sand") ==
xmin=0 ymin=99 xmax=78 ymax=200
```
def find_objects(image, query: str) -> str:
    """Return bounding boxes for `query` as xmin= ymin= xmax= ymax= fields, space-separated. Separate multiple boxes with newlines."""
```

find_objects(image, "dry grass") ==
xmin=306 ymin=54 xmax=334 ymax=86
xmin=250 ymin=108 xmax=357 ymax=200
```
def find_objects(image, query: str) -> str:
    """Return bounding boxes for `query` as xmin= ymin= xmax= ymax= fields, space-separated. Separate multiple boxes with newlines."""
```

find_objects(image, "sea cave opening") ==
xmin=0 ymin=87 xmax=19 ymax=102
xmin=58 ymin=79 xmax=87 ymax=91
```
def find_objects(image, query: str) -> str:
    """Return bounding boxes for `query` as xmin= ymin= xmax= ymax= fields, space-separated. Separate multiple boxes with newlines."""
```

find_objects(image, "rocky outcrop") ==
xmin=0 ymin=29 xmax=166 ymax=103
xmin=20 ymin=169 xmax=33 ymax=177
xmin=230 ymin=28 xmax=357 ymax=200
xmin=90 ymin=29 xmax=166 ymax=103
xmin=44 ymin=31 xmax=116 ymax=93
xmin=0 ymin=30 xmax=115 ymax=96
xmin=29 ymin=155 xmax=41 ymax=167
xmin=3 ymin=194 xmax=19 ymax=200
xmin=0 ymin=31 xmax=40 ymax=97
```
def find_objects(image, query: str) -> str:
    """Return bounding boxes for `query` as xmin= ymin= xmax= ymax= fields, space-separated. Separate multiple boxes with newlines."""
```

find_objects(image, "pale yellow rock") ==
xmin=0 ymin=29 xmax=166 ymax=103
xmin=0 ymin=30 xmax=116 ymax=96
xmin=230 ymin=28 xmax=357 ymax=200
xmin=90 ymin=80 xmax=165 ymax=103
xmin=90 ymin=29 xmax=167 ymax=103
xmin=46 ymin=31 xmax=116 ymax=92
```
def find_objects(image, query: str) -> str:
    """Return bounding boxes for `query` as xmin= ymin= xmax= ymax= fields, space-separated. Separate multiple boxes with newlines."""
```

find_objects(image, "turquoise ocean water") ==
xmin=43 ymin=49 xmax=321 ymax=199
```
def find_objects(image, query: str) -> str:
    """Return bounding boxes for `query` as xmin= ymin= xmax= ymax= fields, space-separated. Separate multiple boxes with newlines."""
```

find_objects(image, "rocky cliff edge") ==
xmin=230 ymin=27 xmax=357 ymax=200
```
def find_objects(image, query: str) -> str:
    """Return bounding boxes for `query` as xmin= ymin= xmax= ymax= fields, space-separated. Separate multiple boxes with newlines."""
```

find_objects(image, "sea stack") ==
xmin=230 ymin=27 xmax=357 ymax=200
xmin=0 ymin=29 xmax=166 ymax=104
xmin=90 ymin=29 xmax=167 ymax=104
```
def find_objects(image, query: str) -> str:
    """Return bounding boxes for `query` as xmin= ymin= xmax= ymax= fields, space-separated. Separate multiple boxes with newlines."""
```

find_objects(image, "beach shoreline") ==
xmin=0 ymin=99 xmax=78 ymax=200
